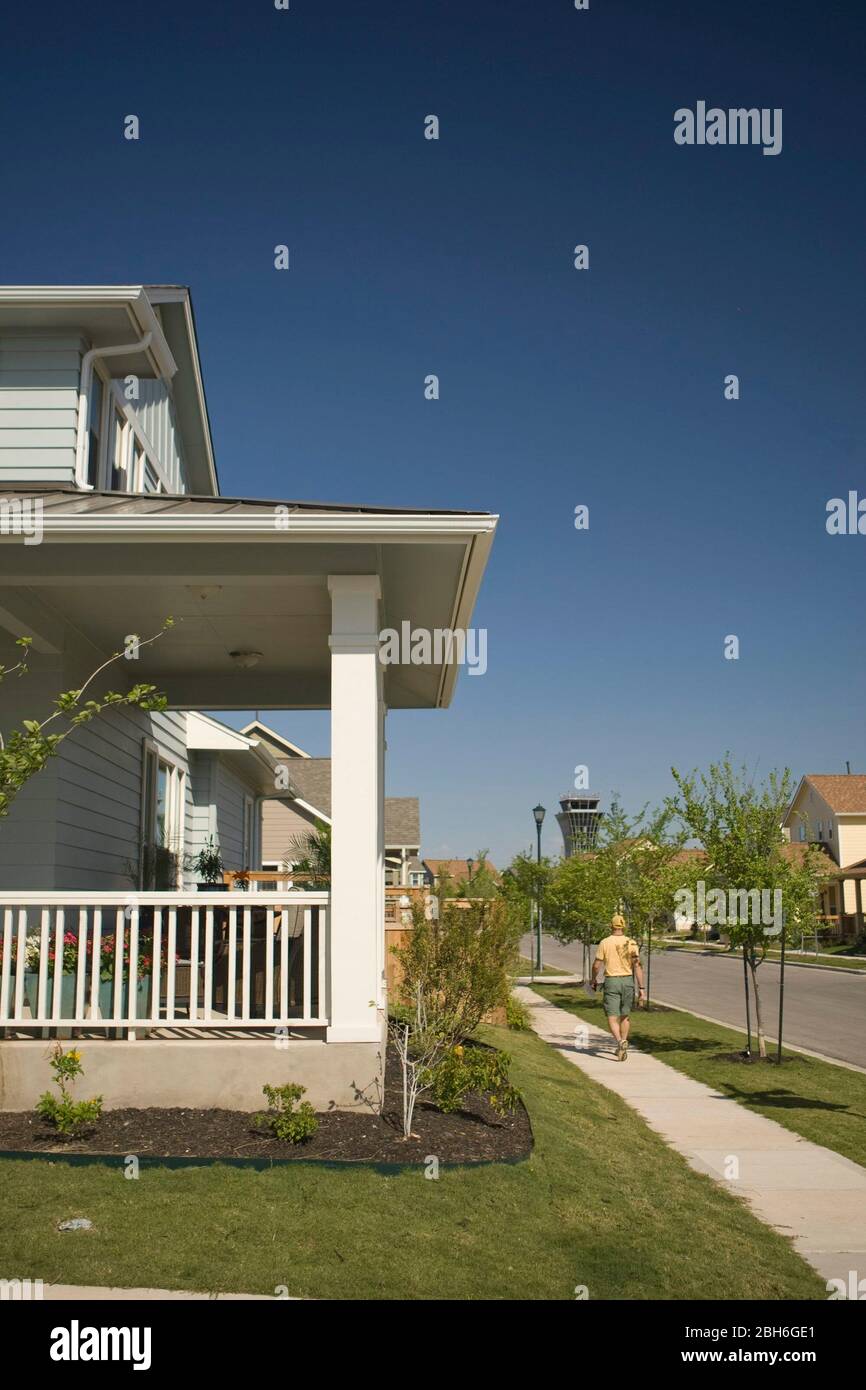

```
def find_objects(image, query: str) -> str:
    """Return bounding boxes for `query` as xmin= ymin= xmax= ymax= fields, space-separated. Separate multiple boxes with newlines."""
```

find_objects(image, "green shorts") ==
xmin=602 ymin=976 xmax=635 ymax=1017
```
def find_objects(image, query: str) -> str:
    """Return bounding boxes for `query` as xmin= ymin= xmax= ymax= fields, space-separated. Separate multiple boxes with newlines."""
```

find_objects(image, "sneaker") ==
xmin=621 ymin=1039 xmax=629 ymax=1062
xmin=615 ymin=1039 xmax=625 ymax=1061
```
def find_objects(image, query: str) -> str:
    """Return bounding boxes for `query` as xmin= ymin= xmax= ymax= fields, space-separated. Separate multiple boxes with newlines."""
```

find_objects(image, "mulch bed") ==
xmin=0 ymin=1042 xmax=532 ymax=1166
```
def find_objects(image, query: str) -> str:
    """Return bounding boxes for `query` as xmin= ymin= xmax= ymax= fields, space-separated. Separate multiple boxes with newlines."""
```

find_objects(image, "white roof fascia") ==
xmin=240 ymin=719 xmax=311 ymax=758
xmin=28 ymin=513 xmax=499 ymax=543
xmin=0 ymin=285 xmax=177 ymax=381
xmin=186 ymin=710 xmax=257 ymax=751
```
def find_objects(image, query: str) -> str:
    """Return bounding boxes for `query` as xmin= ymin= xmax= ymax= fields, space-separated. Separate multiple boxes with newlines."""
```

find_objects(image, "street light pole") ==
xmin=533 ymin=804 xmax=546 ymax=972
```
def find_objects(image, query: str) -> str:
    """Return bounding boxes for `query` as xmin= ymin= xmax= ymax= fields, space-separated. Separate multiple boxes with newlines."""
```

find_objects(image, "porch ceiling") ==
xmin=0 ymin=502 xmax=496 ymax=709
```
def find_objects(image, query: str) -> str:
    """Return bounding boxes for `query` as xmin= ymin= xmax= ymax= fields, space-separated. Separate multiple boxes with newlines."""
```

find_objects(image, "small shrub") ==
xmin=429 ymin=1044 xmax=520 ymax=1117
xmin=36 ymin=1045 xmax=103 ymax=1138
xmin=506 ymin=995 xmax=531 ymax=1031
xmin=257 ymin=1082 xmax=318 ymax=1143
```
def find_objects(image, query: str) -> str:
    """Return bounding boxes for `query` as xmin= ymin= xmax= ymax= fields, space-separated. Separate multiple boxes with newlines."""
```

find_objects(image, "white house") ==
xmin=0 ymin=284 xmax=497 ymax=1112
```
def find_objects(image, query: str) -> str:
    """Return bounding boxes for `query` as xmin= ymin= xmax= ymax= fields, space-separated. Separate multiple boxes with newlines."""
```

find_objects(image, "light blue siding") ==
xmin=0 ymin=334 xmax=83 ymax=484
xmin=128 ymin=379 xmax=189 ymax=493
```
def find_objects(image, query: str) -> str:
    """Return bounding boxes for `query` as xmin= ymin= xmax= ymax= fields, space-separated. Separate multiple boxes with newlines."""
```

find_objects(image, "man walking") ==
xmin=591 ymin=913 xmax=646 ymax=1060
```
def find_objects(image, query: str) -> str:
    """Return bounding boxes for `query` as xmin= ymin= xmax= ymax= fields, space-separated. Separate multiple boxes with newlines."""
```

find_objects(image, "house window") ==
xmin=140 ymin=740 xmax=184 ymax=887
xmin=409 ymin=871 xmax=425 ymax=887
xmin=84 ymin=370 xmax=106 ymax=488
xmin=817 ymin=820 xmax=824 ymax=840
xmin=799 ymin=824 xmax=806 ymax=842
xmin=108 ymin=406 xmax=130 ymax=491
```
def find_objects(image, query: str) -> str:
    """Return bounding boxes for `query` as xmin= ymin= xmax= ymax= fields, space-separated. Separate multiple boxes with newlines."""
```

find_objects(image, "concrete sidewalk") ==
xmin=515 ymin=985 xmax=866 ymax=1288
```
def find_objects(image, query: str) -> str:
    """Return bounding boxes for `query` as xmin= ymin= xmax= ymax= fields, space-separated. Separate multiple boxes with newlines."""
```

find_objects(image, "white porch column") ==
xmin=327 ymin=575 xmax=384 ymax=1042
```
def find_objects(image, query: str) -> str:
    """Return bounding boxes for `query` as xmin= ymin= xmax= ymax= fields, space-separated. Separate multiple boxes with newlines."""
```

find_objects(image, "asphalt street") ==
xmin=521 ymin=935 xmax=866 ymax=1069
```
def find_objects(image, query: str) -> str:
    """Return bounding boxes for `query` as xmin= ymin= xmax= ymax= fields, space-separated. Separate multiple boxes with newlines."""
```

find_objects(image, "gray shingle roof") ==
xmin=0 ymin=485 xmax=490 ymax=518
xmin=264 ymin=754 xmax=420 ymax=847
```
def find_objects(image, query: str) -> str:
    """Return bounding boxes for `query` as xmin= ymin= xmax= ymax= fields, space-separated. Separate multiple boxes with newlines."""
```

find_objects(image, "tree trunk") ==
xmin=747 ymin=952 xmax=767 ymax=1058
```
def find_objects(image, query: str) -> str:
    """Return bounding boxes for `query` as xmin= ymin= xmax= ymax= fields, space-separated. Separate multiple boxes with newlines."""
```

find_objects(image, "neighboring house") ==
xmin=0 ymin=284 xmax=497 ymax=1112
xmin=783 ymin=774 xmax=866 ymax=923
xmin=240 ymin=719 xmax=422 ymax=886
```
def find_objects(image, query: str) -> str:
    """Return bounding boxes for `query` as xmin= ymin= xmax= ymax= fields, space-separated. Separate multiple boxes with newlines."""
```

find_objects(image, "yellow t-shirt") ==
xmin=595 ymin=934 xmax=639 ymax=977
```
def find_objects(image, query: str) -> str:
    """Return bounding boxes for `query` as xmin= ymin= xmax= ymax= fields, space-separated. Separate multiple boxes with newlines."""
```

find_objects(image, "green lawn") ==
xmin=533 ymin=984 xmax=866 ymax=1168
xmin=661 ymin=940 xmax=866 ymax=971
xmin=0 ymin=1025 xmax=824 ymax=1300
xmin=517 ymin=955 xmax=572 ymax=977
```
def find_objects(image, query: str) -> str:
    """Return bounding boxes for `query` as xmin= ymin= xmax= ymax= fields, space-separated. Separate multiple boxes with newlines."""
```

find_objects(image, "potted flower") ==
xmin=95 ymin=930 xmax=165 ymax=1022
xmin=190 ymin=836 xmax=227 ymax=891
xmin=23 ymin=931 xmax=78 ymax=1036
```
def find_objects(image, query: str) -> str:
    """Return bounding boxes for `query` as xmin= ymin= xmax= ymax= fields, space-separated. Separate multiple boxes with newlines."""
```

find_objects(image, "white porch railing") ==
xmin=0 ymin=892 xmax=329 ymax=1034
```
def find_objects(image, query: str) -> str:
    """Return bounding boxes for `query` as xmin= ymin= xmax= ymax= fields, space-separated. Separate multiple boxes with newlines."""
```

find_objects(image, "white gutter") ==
xmin=74 ymin=333 xmax=153 ymax=490
xmin=31 ymin=511 xmax=498 ymax=540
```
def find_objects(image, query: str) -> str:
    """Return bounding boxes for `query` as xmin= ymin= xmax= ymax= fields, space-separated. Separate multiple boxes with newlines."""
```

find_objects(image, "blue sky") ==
xmin=2 ymin=0 xmax=864 ymax=864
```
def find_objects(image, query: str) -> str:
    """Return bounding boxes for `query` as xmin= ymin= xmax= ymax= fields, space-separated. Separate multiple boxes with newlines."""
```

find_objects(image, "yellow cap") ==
xmin=611 ymin=913 xmax=626 ymax=930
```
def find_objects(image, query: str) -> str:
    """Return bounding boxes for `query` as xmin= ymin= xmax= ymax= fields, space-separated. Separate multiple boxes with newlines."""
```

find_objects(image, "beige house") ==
xmin=241 ymin=720 xmax=422 ymax=886
xmin=783 ymin=774 xmax=866 ymax=925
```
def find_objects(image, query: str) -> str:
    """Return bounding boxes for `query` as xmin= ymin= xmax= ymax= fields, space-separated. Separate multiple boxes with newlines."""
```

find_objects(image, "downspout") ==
xmin=74 ymin=332 xmax=153 ymax=490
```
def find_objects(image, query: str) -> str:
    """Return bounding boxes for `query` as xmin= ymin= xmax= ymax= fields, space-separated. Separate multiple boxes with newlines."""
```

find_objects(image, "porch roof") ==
xmin=0 ymin=487 xmax=497 ymax=710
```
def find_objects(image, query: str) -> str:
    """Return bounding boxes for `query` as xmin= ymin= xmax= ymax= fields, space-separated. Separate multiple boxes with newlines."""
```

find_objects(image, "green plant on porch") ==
xmin=124 ymin=842 xmax=180 ymax=892
xmin=189 ymin=835 xmax=224 ymax=885
xmin=0 ymin=621 xmax=173 ymax=820
xmin=257 ymin=1082 xmax=318 ymax=1143
xmin=35 ymin=1044 xmax=103 ymax=1138
xmin=286 ymin=820 xmax=330 ymax=889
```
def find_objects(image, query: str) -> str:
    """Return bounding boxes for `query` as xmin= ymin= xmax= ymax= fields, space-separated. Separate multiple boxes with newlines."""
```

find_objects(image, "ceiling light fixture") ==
xmin=229 ymin=650 xmax=263 ymax=670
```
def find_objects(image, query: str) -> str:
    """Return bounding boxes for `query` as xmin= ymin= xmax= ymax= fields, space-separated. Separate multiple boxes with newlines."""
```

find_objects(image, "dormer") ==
xmin=0 ymin=285 xmax=218 ymax=496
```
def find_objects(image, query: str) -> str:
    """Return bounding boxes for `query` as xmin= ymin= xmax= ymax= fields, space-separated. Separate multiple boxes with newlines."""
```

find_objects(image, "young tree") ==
xmin=0 ymin=624 xmax=172 ymax=820
xmin=500 ymin=848 xmax=554 ymax=947
xmin=389 ymin=896 xmax=522 ymax=1136
xmin=670 ymin=757 xmax=826 ymax=1058
xmin=453 ymin=848 xmax=498 ymax=899
xmin=543 ymin=851 xmax=613 ymax=982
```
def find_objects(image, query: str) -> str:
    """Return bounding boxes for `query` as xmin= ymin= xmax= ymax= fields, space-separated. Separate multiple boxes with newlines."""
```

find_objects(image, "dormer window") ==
xmin=84 ymin=370 xmax=106 ymax=488
xmin=109 ymin=405 xmax=130 ymax=491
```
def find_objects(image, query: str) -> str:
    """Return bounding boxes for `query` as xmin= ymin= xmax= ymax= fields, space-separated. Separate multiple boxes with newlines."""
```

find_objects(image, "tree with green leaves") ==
xmin=0 ymin=623 xmax=172 ymax=821
xmin=453 ymin=849 xmax=499 ymax=899
xmin=499 ymin=848 xmax=554 ymax=960
xmin=669 ymin=757 xmax=828 ymax=1058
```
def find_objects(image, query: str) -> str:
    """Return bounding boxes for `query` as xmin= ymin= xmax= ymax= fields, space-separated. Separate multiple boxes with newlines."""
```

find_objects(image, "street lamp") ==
xmin=532 ymin=804 xmax=545 ymax=971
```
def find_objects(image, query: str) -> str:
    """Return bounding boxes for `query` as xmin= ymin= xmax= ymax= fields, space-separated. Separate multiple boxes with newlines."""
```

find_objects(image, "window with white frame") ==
xmin=140 ymin=740 xmax=184 ymax=888
xmin=84 ymin=368 xmax=107 ymax=489
xmin=81 ymin=364 xmax=171 ymax=495
xmin=108 ymin=404 xmax=131 ymax=492
xmin=409 ymin=871 xmax=425 ymax=887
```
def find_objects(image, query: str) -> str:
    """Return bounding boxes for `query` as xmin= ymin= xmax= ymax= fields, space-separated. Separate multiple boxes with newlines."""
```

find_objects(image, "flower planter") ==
xmin=98 ymin=976 xmax=152 ymax=1023
xmin=197 ymin=882 xmax=229 ymax=892
xmin=23 ymin=970 xmax=76 ymax=1038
